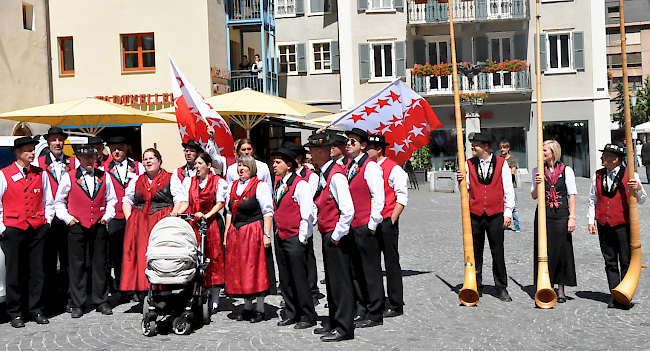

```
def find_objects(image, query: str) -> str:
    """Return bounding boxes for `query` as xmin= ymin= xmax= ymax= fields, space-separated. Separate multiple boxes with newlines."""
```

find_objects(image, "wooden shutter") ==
xmin=394 ymin=0 xmax=404 ymax=10
xmin=395 ymin=41 xmax=406 ymax=78
xmin=535 ymin=34 xmax=547 ymax=72
xmin=331 ymin=40 xmax=340 ymax=71
xmin=573 ymin=31 xmax=585 ymax=71
xmin=358 ymin=0 xmax=368 ymax=11
xmin=359 ymin=43 xmax=371 ymax=81
xmin=296 ymin=0 xmax=304 ymax=15
xmin=514 ymin=34 xmax=527 ymax=60
xmin=475 ymin=36 xmax=489 ymax=62
xmin=297 ymin=43 xmax=307 ymax=73
xmin=414 ymin=39 xmax=426 ymax=64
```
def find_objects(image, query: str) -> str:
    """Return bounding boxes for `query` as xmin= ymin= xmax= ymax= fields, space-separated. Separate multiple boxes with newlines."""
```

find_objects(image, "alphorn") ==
xmin=611 ymin=0 xmax=642 ymax=306
xmin=534 ymin=0 xmax=557 ymax=309
xmin=448 ymin=2 xmax=479 ymax=306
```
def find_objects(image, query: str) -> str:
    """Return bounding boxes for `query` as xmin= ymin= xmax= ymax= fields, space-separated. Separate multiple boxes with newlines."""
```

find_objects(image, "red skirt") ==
xmin=192 ymin=217 xmax=225 ymax=287
xmin=225 ymin=221 xmax=269 ymax=296
xmin=120 ymin=207 xmax=172 ymax=292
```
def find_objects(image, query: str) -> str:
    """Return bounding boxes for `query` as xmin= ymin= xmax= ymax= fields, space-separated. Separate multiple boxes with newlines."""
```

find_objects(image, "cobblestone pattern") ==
xmin=2 ymin=177 xmax=650 ymax=350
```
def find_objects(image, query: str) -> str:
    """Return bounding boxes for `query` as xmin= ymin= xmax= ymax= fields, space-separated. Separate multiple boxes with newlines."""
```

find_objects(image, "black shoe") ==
xmin=65 ymin=304 xmax=74 ymax=313
xmin=96 ymin=303 xmax=113 ymax=315
xmin=355 ymin=319 xmax=383 ymax=328
xmin=477 ymin=287 xmax=483 ymax=297
xmin=10 ymin=317 xmax=25 ymax=328
xmin=496 ymin=289 xmax=512 ymax=302
xmin=320 ymin=279 xmax=326 ymax=285
xmin=71 ymin=307 xmax=83 ymax=318
xmin=294 ymin=320 xmax=317 ymax=329
xmin=353 ymin=314 xmax=365 ymax=322
xmin=277 ymin=318 xmax=296 ymax=326
xmin=607 ymin=299 xmax=616 ymax=308
xmin=557 ymin=296 xmax=567 ymax=303
xmin=383 ymin=308 xmax=403 ymax=318
xmin=321 ymin=329 xmax=353 ymax=342
xmin=118 ymin=294 xmax=132 ymax=304
xmin=132 ymin=294 xmax=140 ymax=303
xmin=237 ymin=309 xmax=253 ymax=321
xmin=249 ymin=311 xmax=264 ymax=323
xmin=33 ymin=313 xmax=49 ymax=324
xmin=314 ymin=323 xmax=331 ymax=334
xmin=613 ymin=300 xmax=635 ymax=310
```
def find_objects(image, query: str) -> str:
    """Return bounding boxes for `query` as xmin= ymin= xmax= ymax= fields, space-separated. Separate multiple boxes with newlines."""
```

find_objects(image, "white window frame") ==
xmin=546 ymin=31 xmax=575 ymax=74
xmin=276 ymin=0 xmax=297 ymax=18
xmin=423 ymin=35 xmax=451 ymax=65
xmin=369 ymin=41 xmax=395 ymax=82
xmin=277 ymin=42 xmax=299 ymax=76
xmin=367 ymin=0 xmax=395 ymax=13
xmin=309 ymin=39 xmax=333 ymax=74
xmin=423 ymin=36 xmax=453 ymax=92
xmin=486 ymin=32 xmax=515 ymax=62
xmin=307 ymin=0 xmax=331 ymax=16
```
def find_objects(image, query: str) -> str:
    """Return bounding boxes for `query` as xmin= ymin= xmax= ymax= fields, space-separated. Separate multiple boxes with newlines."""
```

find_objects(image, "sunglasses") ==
xmin=240 ymin=147 xmax=253 ymax=151
xmin=347 ymin=138 xmax=357 ymax=146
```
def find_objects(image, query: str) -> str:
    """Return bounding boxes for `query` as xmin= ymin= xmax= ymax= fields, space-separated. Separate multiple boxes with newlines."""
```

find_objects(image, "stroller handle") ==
xmin=176 ymin=213 xmax=208 ymax=227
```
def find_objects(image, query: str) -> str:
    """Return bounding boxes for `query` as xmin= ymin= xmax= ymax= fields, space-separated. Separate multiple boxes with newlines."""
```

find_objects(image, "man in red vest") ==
xmin=0 ymin=137 xmax=55 ymax=327
xmin=306 ymin=132 xmax=355 ymax=342
xmin=588 ymin=143 xmax=646 ymax=308
xmin=271 ymin=147 xmax=317 ymax=330
xmin=172 ymin=139 xmax=203 ymax=188
xmin=457 ymin=133 xmax=514 ymax=301
xmin=344 ymin=128 xmax=385 ymax=328
xmin=54 ymin=145 xmax=117 ymax=318
xmin=367 ymin=134 xmax=408 ymax=317
xmin=104 ymin=136 xmax=144 ymax=299
xmin=37 ymin=126 xmax=76 ymax=313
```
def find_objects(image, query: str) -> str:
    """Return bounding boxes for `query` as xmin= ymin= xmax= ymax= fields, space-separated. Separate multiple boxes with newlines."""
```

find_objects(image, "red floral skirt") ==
xmin=225 ymin=220 xmax=269 ymax=296
xmin=192 ymin=216 xmax=225 ymax=287
xmin=120 ymin=207 xmax=172 ymax=292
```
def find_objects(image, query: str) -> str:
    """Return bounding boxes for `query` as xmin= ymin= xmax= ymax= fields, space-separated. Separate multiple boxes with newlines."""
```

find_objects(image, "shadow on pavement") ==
xmin=510 ymin=276 xmax=535 ymax=299
xmin=383 ymin=270 xmax=431 ymax=277
xmin=575 ymin=291 xmax=610 ymax=304
xmin=435 ymin=275 xmax=460 ymax=295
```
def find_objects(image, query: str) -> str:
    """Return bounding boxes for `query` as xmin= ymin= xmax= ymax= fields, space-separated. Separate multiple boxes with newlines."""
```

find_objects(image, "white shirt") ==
xmin=587 ymin=166 xmax=647 ymax=225
xmin=0 ymin=162 xmax=55 ymax=233
xmin=296 ymin=165 xmax=319 ymax=196
xmin=348 ymin=154 xmax=385 ymax=231
xmin=225 ymin=160 xmax=273 ymax=186
xmin=111 ymin=158 xmax=145 ymax=186
xmin=463 ymin=154 xmax=515 ymax=218
xmin=182 ymin=175 xmax=229 ymax=203
xmin=319 ymin=160 xmax=354 ymax=242
xmin=48 ymin=152 xmax=68 ymax=182
xmin=205 ymin=139 xmax=227 ymax=175
xmin=225 ymin=179 xmax=274 ymax=217
xmin=530 ymin=166 xmax=578 ymax=196
xmin=275 ymin=174 xmax=314 ymax=243
xmin=122 ymin=172 xmax=189 ymax=206
xmin=378 ymin=157 xmax=409 ymax=207
xmin=54 ymin=169 xmax=118 ymax=225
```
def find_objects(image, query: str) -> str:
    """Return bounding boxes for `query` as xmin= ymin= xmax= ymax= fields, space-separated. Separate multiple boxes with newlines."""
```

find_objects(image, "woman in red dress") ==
xmin=120 ymin=148 xmax=189 ymax=299
xmin=187 ymin=153 xmax=228 ymax=312
xmin=224 ymin=155 xmax=273 ymax=323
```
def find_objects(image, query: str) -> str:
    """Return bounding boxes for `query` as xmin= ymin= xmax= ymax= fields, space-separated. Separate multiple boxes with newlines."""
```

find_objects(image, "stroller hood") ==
xmin=145 ymin=216 xmax=198 ymax=285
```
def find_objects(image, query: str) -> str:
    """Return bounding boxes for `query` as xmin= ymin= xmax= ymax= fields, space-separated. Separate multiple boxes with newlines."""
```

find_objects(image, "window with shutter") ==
xmin=297 ymin=43 xmax=307 ymax=73
xmin=359 ymin=43 xmax=371 ymax=81
xmin=331 ymin=41 xmax=340 ymax=71
xmin=370 ymin=42 xmax=395 ymax=80
xmin=278 ymin=43 xmax=299 ymax=75
xmin=310 ymin=40 xmax=333 ymax=74
xmin=546 ymin=31 xmax=575 ymax=72
xmin=573 ymin=31 xmax=584 ymax=71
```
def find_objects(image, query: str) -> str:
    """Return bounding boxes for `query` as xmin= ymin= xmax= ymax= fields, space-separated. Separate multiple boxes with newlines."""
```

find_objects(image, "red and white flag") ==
xmin=331 ymin=79 xmax=442 ymax=165
xmin=169 ymin=55 xmax=235 ymax=164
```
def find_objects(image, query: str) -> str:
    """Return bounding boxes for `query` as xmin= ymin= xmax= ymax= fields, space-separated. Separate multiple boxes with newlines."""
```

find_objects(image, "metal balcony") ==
xmin=227 ymin=0 xmax=274 ymax=25
xmin=407 ymin=0 xmax=529 ymax=25
xmin=229 ymin=69 xmax=278 ymax=94
xmin=411 ymin=65 xmax=532 ymax=96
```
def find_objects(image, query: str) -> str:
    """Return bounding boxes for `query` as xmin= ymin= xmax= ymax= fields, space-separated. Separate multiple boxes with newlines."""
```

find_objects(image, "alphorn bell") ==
xmin=448 ymin=1 xmax=479 ymax=306
xmin=611 ymin=0 xmax=642 ymax=306
xmin=534 ymin=0 xmax=556 ymax=309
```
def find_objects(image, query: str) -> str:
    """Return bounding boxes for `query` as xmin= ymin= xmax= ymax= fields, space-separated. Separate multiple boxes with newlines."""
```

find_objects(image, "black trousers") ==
xmin=1 ymin=224 xmax=48 ymax=318
xmin=306 ymin=236 xmax=321 ymax=298
xmin=471 ymin=213 xmax=508 ymax=290
xmin=377 ymin=217 xmax=403 ymax=311
xmin=275 ymin=235 xmax=315 ymax=323
xmin=597 ymin=223 xmax=631 ymax=291
xmin=44 ymin=218 xmax=69 ymax=308
xmin=68 ymin=223 xmax=108 ymax=308
xmin=266 ymin=243 xmax=277 ymax=295
xmin=644 ymin=162 xmax=650 ymax=184
xmin=351 ymin=224 xmax=385 ymax=321
xmin=107 ymin=218 xmax=126 ymax=291
xmin=322 ymin=231 xmax=355 ymax=337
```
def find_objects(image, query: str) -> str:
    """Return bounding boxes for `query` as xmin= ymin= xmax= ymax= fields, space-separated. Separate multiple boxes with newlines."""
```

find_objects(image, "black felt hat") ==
xmin=468 ymin=132 xmax=492 ymax=144
xmin=284 ymin=142 xmax=308 ymax=156
xmin=88 ymin=135 xmax=104 ymax=145
xmin=304 ymin=132 xmax=335 ymax=147
xmin=45 ymin=127 xmax=68 ymax=140
xmin=271 ymin=147 xmax=298 ymax=167
xmin=73 ymin=144 xmax=99 ymax=156
xmin=181 ymin=139 xmax=204 ymax=152
xmin=345 ymin=128 xmax=370 ymax=143
xmin=367 ymin=134 xmax=388 ymax=146
xmin=107 ymin=136 xmax=128 ymax=145
xmin=11 ymin=136 xmax=38 ymax=151
xmin=599 ymin=143 xmax=626 ymax=156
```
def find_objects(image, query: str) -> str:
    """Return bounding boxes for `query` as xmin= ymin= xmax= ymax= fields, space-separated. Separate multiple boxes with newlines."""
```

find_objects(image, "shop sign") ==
xmin=96 ymin=93 xmax=173 ymax=106
xmin=450 ymin=112 xmax=494 ymax=121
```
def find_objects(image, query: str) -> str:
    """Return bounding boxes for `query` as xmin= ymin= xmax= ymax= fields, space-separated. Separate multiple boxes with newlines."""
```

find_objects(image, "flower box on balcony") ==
xmin=460 ymin=93 xmax=487 ymax=104
xmin=414 ymin=0 xmax=428 ymax=3
xmin=412 ymin=62 xmax=452 ymax=77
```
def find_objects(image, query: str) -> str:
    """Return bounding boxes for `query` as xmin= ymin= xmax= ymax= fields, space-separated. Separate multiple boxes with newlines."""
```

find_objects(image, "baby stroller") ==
xmin=141 ymin=214 xmax=211 ymax=336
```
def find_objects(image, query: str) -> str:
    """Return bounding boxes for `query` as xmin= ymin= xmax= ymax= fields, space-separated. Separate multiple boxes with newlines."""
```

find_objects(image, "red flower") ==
xmin=110 ymin=168 xmax=117 ymax=173
xmin=46 ymin=165 xmax=53 ymax=171
xmin=128 ymin=167 xmax=135 ymax=173
xmin=76 ymin=179 xmax=83 ymax=185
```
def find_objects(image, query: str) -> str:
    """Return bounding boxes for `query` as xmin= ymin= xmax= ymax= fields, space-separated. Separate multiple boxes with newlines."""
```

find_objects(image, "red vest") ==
xmin=379 ymin=157 xmax=399 ymax=219
xmin=467 ymin=155 xmax=506 ymax=216
xmin=347 ymin=155 xmax=373 ymax=227
xmin=106 ymin=159 xmax=143 ymax=220
xmin=67 ymin=169 xmax=107 ymax=228
xmin=273 ymin=174 xmax=303 ymax=240
xmin=189 ymin=173 xmax=222 ymax=224
xmin=315 ymin=162 xmax=345 ymax=234
xmin=38 ymin=154 xmax=76 ymax=197
xmin=595 ymin=167 xmax=629 ymax=227
xmin=1 ymin=163 xmax=46 ymax=230
xmin=176 ymin=164 xmax=193 ymax=183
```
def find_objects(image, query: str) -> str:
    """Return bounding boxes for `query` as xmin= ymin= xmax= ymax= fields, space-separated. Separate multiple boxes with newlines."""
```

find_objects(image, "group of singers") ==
xmin=0 ymin=125 xmax=644 ymax=339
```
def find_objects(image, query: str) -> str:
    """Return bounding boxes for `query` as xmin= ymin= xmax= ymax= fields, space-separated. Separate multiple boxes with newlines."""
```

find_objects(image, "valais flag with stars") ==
xmin=169 ymin=55 xmax=235 ymax=164
xmin=331 ymin=79 xmax=442 ymax=165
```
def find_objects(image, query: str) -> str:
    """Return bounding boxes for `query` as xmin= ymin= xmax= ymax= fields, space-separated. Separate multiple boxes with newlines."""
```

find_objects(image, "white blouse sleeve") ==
xmin=564 ymin=166 xmax=577 ymax=196
xmin=216 ymin=178 xmax=228 ymax=203
xmin=123 ymin=176 xmax=138 ymax=206
xmin=170 ymin=173 xmax=189 ymax=204
xmin=225 ymin=182 xmax=235 ymax=216
xmin=255 ymin=182 xmax=274 ymax=217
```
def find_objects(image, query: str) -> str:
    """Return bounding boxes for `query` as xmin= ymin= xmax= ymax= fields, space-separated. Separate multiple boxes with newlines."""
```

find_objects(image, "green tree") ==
xmin=412 ymin=144 xmax=432 ymax=170
xmin=611 ymin=77 xmax=650 ymax=128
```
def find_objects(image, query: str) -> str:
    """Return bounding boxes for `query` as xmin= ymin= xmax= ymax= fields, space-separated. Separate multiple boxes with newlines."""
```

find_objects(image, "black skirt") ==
xmin=534 ymin=210 xmax=577 ymax=287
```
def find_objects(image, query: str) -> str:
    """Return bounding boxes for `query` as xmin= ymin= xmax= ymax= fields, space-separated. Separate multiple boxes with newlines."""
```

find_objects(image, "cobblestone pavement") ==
xmin=2 ymin=176 xmax=650 ymax=350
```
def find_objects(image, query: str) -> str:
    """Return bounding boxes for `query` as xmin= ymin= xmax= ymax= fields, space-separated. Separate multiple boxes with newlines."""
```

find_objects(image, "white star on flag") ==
xmin=409 ymin=125 xmax=425 ymax=138
xmin=179 ymin=124 xmax=189 ymax=139
xmin=389 ymin=142 xmax=406 ymax=155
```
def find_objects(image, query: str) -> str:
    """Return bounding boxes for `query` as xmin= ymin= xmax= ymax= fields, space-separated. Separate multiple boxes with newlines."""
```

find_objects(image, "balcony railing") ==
xmin=411 ymin=66 xmax=531 ymax=95
xmin=230 ymin=69 xmax=278 ymax=95
xmin=228 ymin=0 xmax=273 ymax=23
xmin=407 ymin=0 xmax=528 ymax=24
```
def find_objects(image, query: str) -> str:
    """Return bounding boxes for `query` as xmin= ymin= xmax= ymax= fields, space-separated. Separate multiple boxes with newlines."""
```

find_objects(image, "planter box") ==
xmin=430 ymin=170 xmax=457 ymax=193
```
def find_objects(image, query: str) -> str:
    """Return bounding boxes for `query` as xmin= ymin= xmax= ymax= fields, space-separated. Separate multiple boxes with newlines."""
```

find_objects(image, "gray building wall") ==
xmin=605 ymin=0 xmax=650 ymax=25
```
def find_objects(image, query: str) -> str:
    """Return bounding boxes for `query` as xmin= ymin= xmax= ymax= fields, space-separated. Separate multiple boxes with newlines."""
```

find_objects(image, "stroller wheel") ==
xmin=172 ymin=316 xmax=191 ymax=335
xmin=201 ymin=296 xmax=211 ymax=325
xmin=141 ymin=319 xmax=156 ymax=337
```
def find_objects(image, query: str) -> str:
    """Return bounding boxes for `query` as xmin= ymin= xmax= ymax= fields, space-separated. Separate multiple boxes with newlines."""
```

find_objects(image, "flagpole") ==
xmin=449 ymin=3 xmax=479 ymax=307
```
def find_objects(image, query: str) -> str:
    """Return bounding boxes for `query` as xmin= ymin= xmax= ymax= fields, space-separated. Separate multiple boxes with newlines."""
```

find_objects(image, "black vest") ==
xmin=133 ymin=182 xmax=174 ymax=215
xmin=230 ymin=194 xmax=263 ymax=229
